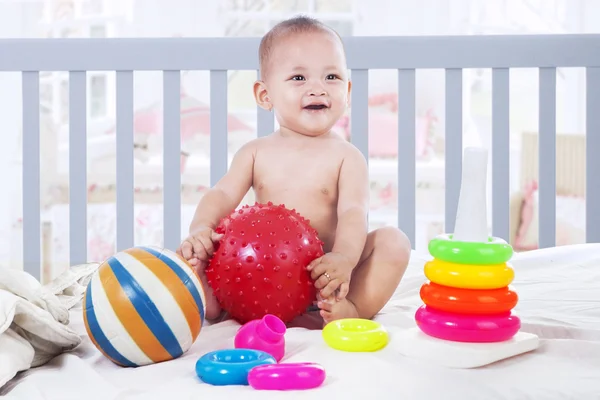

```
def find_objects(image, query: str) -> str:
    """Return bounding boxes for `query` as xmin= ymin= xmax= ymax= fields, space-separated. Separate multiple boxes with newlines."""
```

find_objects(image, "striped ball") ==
xmin=83 ymin=246 xmax=207 ymax=367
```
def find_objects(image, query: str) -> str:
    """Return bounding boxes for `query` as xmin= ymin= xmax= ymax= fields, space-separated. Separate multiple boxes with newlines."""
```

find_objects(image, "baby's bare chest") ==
xmin=253 ymin=148 xmax=341 ymax=199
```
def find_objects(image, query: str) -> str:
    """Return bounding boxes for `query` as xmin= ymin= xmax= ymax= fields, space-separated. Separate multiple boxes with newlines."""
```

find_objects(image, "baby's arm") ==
xmin=331 ymin=145 xmax=370 ymax=266
xmin=189 ymin=141 xmax=257 ymax=233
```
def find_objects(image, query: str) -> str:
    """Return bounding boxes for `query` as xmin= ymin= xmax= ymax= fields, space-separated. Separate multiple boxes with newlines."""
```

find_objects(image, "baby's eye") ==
xmin=326 ymin=74 xmax=339 ymax=80
xmin=291 ymin=75 xmax=305 ymax=81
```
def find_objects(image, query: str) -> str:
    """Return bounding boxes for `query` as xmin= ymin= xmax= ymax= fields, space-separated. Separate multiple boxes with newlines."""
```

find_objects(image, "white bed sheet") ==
xmin=2 ymin=244 xmax=600 ymax=400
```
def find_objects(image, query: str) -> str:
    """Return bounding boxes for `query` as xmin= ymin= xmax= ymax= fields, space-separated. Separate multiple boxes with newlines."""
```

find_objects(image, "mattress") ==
xmin=3 ymin=244 xmax=600 ymax=400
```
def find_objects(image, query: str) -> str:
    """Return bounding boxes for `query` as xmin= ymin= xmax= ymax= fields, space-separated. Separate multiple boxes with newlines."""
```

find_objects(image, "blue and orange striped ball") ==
xmin=83 ymin=246 xmax=207 ymax=367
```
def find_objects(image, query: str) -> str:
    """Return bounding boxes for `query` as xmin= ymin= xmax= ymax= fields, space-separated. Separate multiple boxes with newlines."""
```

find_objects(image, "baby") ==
xmin=177 ymin=16 xmax=411 ymax=325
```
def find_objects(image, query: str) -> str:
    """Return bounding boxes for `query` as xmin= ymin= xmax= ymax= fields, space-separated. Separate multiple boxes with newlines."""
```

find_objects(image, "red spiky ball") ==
xmin=205 ymin=202 xmax=324 ymax=324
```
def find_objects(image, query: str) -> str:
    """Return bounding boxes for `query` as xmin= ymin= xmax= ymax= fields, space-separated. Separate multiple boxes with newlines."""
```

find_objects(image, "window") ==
xmin=90 ymin=75 xmax=107 ymax=119
xmin=39 ymin=0 xmax=121 ymax=125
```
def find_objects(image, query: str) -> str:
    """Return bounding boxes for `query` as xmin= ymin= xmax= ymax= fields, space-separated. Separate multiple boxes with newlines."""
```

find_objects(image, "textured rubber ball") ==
xmin=206 ymin=202 xmax=324 ymax=324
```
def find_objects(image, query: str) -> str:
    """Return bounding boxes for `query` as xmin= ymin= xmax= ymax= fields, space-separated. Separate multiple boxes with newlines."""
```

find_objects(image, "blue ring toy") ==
xmin=195 ymin=349 xmax=277 ymax=386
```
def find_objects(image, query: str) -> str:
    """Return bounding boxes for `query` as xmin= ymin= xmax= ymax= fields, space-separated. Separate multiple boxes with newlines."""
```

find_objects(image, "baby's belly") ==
xmin=254 ymin=191 xmax=337 ymax=252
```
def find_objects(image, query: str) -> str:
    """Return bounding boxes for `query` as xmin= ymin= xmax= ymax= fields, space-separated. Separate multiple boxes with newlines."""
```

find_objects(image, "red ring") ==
xmin=420 ymin=282 xmax=518 ymax=315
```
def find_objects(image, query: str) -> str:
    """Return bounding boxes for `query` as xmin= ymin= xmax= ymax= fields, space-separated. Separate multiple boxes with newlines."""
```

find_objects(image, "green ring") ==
xmin=428 ymin=234 xmax=513 ymax=265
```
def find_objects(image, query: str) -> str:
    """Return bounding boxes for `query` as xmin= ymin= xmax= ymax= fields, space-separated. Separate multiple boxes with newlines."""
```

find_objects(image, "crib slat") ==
xmin=445 ymin=68 xmax=463 ymax=233
xmin=68 ymin=71 xmax=87 ymax=265
xmin=163 ymin=71 xmax=181 ymax=251
xmin=210 ymin=70 xmax=228 ymax=185
xmin=257 ymin=106 xmax=274 ymax=137
xmin=397 ymin=69 xmax=416 ymax=247
xmin=350 ymin=70 xmax=369 ymax=162
xmin=538 ymin=67 xmax=557 ymax=248
xmin=116 ymin=71 xmax=134 ymax=251
xmin=22 ymin=71 xmax=41 ymax=279
xmin=586 ymin=67 xmax=600 ymax=243
xmin=491 ymin=68 xmax=510 ymax=241
xmin=257 ymin=70 xmax=274 ymax=137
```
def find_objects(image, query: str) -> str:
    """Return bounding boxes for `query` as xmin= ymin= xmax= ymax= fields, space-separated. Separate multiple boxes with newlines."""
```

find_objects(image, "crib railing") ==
xmin=1 ymin=35 xmax=600 ymax=279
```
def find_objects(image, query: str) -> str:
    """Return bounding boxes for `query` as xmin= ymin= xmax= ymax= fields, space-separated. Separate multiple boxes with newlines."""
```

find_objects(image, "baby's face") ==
xmin=263 ymin=31 xmax=350 ymax=137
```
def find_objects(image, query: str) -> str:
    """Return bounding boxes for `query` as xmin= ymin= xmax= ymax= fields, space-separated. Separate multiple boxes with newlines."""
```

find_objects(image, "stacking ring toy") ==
xmin=248 ymin=362 xmax=326 ymax=390
xmin=420 ymin=282 xmax=518 ymax=314
xmin=195 ymin=349 xmax=276 ymax=386
xmin=415 ymin=305 xmax=520 ymax=343
xmin=322 ymin=318 xmax=389 ymax=352
xmin=424 ymin=258 xmax=514 ymax=289
xmin=428 ymin=234 xmax=513 ymax=265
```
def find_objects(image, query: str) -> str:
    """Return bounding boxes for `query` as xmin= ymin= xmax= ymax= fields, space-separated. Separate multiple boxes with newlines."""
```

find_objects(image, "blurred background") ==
xmin=0 ymin=0 xmax=595 ymax=281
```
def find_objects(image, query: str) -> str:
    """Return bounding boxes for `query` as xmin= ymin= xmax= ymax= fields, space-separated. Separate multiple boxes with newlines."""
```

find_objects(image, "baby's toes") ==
xmin=318 ymin=300 xmax=333 ymax=312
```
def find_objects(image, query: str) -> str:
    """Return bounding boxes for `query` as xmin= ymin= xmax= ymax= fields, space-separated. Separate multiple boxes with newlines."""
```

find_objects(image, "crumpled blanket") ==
xmin=0 ymin=262 xmax=100 ymax=389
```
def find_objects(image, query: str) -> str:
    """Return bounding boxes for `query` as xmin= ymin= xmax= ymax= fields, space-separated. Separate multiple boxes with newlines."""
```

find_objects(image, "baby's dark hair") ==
xmin=258 ymin=15 xmax=343 ymax=79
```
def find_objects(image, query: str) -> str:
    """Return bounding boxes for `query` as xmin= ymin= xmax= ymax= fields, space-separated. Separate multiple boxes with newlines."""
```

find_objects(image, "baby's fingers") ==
xmin=320 ymin=279 xmax=341 ymax=299
xmin=196 ymin=235 xmax=215 ymax=258
xmin=317 ymin=299 xmax=334 ymax=312
xmin=336 ymin=282 xmax=350 ymax=301
xmin=314 ymin=271 xmax=333 ymax=290
xmin=211 ymin=231 xmax=224 ymax=242
xmin=309 ymin=258 xmax=328 ymax=280
xmin=179 ymin=240 xmax=194 ymax=260
xmin=188 ymin=236 xmax=208 ymax=261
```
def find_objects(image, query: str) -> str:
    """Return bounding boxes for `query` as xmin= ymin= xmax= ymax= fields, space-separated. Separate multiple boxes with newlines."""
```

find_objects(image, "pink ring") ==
xmin=248 ymin=362 xmax=326 ymax=390
xmin=415 ymin=305 xmax=521 ymax=343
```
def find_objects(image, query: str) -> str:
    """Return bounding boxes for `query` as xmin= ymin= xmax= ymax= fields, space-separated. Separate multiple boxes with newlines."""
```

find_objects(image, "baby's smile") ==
xmin=303 ymin=101 xmax=330 ymax=112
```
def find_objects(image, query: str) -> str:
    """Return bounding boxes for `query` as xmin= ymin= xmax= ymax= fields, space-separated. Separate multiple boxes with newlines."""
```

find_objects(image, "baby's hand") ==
xmin=307 ymin=252 xmax=354 ymax=301
xmin=177 ymin=226 xmax=223 ymax=268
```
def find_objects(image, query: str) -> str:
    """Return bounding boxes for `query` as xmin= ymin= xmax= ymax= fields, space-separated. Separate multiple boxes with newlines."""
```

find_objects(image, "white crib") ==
xmin=1 ymin=35 xmax=600 ymax=399
xmin=1 ymin=35 xmax=599 ymax=280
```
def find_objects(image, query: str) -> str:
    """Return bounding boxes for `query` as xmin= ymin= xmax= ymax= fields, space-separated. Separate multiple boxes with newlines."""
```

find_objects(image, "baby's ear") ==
xmin=346 ymin=80 xmax=352 ymax=107
xmin=253 ymin=80 xmax=272 ymax=111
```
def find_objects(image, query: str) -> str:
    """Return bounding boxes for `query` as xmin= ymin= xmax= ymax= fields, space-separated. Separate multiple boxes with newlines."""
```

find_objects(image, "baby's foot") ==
xmin=318 ymin=298 xmax=359 ymax=326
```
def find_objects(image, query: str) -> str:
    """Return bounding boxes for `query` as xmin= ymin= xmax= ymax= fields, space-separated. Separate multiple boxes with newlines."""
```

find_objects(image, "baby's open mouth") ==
xmin=304 ymin=104 xmax=328 ymax=110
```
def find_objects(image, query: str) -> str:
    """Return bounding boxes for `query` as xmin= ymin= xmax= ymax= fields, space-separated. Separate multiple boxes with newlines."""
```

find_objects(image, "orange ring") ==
xmin=420 ymin=282 xmax=518 ymax=315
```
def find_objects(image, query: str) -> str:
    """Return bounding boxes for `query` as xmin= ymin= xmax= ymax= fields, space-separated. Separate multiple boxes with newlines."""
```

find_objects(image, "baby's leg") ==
xmin=194 ymin=261 xmax=223 ymax=321
xmin=319 ymin=226 xmax=411 ymax=323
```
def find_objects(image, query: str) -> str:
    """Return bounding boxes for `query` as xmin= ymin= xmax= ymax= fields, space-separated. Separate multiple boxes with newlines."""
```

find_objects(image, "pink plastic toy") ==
xmin=248 ymin=362 xmax=326 ymax=390
xmin=415 ymin=305 xmax=521 ymax=343
xmin=234 ymin=314 xmax=286 ymax=362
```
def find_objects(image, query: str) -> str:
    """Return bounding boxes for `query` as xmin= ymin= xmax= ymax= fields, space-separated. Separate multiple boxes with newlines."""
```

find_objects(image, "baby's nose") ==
xmin=308 ymin=86 xmax=327 ymax=96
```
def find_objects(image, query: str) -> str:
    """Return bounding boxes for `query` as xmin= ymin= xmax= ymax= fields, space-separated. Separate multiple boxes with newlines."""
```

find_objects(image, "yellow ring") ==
xmin=322 ymin=318 xmax=389 ymax=352
xmin=424 ymin=258 xmax=514 ymax=289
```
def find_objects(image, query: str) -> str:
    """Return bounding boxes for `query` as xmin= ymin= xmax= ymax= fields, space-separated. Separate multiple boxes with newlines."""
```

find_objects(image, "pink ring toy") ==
xmin=415 ymin=305 xmax=521 ymax=343
xmin=248 ymin=362 xmax=326 ymax=391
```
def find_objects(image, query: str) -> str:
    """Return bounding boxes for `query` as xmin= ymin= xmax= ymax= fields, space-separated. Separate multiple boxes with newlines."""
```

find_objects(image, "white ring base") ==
xmin=393 ymin=327 xmax=540 ymax=369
